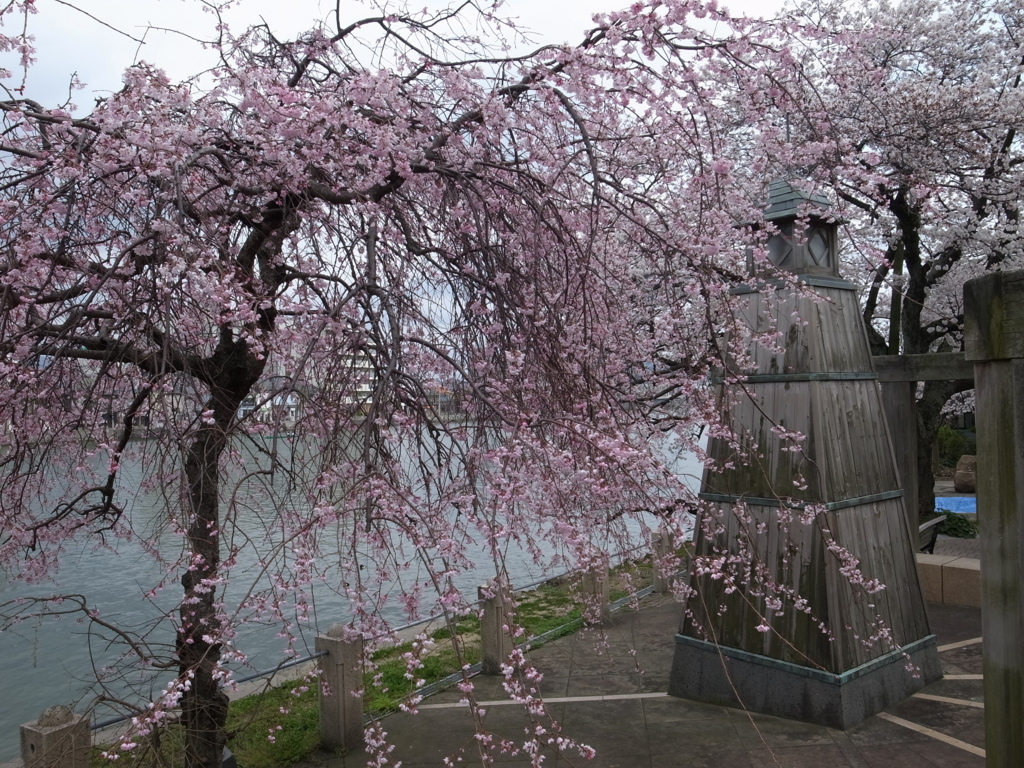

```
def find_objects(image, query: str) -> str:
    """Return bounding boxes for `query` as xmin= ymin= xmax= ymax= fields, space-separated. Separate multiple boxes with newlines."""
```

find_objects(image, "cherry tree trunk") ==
xmin=179 ymin=426 xmax=229 ymax=768
xmin=178 ymin=373 xmax=256 ymax=768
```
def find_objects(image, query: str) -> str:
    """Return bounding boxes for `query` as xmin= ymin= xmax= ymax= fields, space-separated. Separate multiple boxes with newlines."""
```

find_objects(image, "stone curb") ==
xmin=915 ymin=553 xmax=981 ymax=608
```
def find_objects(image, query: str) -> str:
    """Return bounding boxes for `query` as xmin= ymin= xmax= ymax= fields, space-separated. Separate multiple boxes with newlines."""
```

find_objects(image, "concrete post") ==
xmin=478 ymin=583 xmax=515 ymax=675
xmin=651 ymin=531 xmax=674 ymax=594
xmin=581 ymin=558 xmax=610 ymax=625
xmin=315 ymin=625 xmax=364 ymax=752
xmin=20 ymin=706 xmax=89 ymax=768
xmin=964 ymin=270 xmax=1024 ymax=768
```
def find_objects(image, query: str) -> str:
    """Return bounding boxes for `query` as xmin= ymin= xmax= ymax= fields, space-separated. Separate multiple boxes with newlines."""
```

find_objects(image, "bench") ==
xmin=918 ymin=514 xmax=947 ymax=554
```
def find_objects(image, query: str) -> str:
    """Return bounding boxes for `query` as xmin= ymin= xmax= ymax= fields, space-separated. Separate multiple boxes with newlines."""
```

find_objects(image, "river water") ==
xmin=0 ymin=436 xmax=703 ymax=760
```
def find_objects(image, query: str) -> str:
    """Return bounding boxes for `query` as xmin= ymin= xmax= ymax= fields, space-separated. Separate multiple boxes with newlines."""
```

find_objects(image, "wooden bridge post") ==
xmin=581 ymin=558 xmax=610 ymax=626
xmin=964 ymin=270 xmax=1024 ymax=768
xmin=315 ymin=625 xmax=364 ymax=752
xmin=651 ymin=530 xmax=674 ymax=594
xmin=478 ymin=583 xmax=515 ymax=675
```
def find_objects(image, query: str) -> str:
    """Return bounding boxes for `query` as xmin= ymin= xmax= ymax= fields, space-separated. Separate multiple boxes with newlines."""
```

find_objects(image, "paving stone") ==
xmin=745 ymin=743 xmax=851 ymax=767
xmin=905 ymin=739 xmax=985 ymax=767
xmin=727 ymin=710 xmax=837 ymax=750
xmin=939 ymin=643 xmax=984 ymax=675
xmin=564 ymin=673 xmax=643 ymax=696
xmin=845 ymin=712 xmax=933 ymax=747
xmin=559 ymin=699 xmax=650 ymax=757
xmin=641 ymin=696 xmax=731 ymax=723
xmin=932 ymin=536 xmax=981 ymax=560
xmin=887 ymin=697 xmax=984 ymax=741
xmin=856 ymin=744 xmax=949 ymax=767
xmin=828 ymin=730 xmax=872 ymax=768
xmin=638 ymin=673 xmax=671 ymax=693
xmin=925 ymin=604 xmax=982 ymax=645
xmin=644 ymin=717 xmax=744 ymax=756
xmin=923 ymin=678 xmax=985 ymax=703
xmin=552 ymin=755 xmax=652 ymax=768
xmin=642 ymin=747 xmax=753 ymax=767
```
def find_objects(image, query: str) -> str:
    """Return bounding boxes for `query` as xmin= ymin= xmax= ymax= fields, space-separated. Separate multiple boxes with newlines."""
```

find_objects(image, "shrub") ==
xmin=937 ymin=425 xmax=975 ymax=468
xmin=937 ymin=513 xmax=978 ymax=539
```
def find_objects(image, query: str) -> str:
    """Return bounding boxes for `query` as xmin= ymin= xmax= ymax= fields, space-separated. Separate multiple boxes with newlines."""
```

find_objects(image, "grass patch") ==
xmin=364 ymin=643 xmax=482 ymax=715
xmin=228 ymin=682 xmax=320 ymax=768
xmin=515 ymin=585 xmax=583 ymax=638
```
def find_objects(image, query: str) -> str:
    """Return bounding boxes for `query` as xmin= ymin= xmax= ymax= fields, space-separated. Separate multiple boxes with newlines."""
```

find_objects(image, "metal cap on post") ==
xmin=963 ymin=269 xmax=1024 ymax=768
xmin=315 ymin=624 xmax=364 ymax=752
xmin=478 ymin=583 xmax=514 ymax=675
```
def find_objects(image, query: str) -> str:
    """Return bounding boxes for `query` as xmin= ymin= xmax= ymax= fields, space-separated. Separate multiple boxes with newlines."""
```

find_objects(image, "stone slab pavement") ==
xmin=295 ymin=595 xmax=986 ymax=768
xmin=932 ymin=535 xmax=982 ymax=559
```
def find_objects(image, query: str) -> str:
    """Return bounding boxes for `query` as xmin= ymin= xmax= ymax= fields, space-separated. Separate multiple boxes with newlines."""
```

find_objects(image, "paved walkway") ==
xmin=301 ymin=596 xmax=986 ymax=768
xmin=933 ymin=535 xmax=982 ymax=559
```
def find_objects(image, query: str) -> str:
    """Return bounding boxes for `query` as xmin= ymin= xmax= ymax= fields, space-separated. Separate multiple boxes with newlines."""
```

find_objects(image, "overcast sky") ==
xmin=3 ymin=0 xmax=787 ymax=110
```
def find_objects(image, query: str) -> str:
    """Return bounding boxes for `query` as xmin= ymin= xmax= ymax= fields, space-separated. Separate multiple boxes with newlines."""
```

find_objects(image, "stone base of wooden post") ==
xmin=964 ymin=270 xmax=1024 ymax=768
xmin=315 ymin=625 xmax=364 ymax=752
xmin=581 ymin=560 xmax=610 ymax=626
xmin=20 ymin=706 xmax=88 ymax=768
xmin=479 ymin=584 xmax=515 ymax=675
xmin=669 ymin=633 xmax=941 ymax=730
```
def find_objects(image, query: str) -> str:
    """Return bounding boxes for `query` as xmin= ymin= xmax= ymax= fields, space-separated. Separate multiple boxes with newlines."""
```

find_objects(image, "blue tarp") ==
xmin=935 ymin=496 xmax=976 ymax=514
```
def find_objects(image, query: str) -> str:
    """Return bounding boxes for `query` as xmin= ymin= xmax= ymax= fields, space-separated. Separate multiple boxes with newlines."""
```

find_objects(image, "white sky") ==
xmin=5 ymin=0 xmax=786 ymax=110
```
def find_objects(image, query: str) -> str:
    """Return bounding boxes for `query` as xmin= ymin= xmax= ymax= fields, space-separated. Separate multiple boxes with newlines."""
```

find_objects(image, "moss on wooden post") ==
xmin=964 ymin=269 xmax=1024 ymax=768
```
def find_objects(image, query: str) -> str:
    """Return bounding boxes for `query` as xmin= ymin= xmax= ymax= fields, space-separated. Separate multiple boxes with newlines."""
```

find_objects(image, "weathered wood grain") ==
xmin=964 ymin=269 xmax=1024 ymax=768
xmin=684 ymin=277 xmax=931 ymax=675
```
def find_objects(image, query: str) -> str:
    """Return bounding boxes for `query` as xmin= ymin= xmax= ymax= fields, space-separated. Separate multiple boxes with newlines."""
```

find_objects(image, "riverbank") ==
xmin=70 ymin=553 xmax=668 ymax=768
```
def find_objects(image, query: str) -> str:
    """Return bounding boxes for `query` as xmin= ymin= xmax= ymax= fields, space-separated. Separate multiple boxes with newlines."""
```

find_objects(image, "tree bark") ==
xmin=890 ymin=190 xmax=974 ymax=519
xmin=178 ymin=343 xmax=264 ymax=768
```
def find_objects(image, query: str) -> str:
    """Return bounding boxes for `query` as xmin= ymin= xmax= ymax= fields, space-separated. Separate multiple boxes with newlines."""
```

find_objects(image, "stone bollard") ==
xmin=651 ymin=531 xmax=675 ymax=594
xmin=315 ymin=625 xmax=364 ymax=752
xmin=581 ymin=559 xmax=610 ymax=626
xmin=954 ymin=454 xmax=977 ymax=493
xmin=20 ymin=706 xmax=89 ymax=768
xmin=478 ymin=583 xmax=515 ymax=675
xmin=964 ymin=270 xmax=1024 ymax=768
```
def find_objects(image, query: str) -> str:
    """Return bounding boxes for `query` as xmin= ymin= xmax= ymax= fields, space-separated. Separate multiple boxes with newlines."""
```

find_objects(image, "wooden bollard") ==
xmin=651 ymin=531 xmax=674 ymax=594
xmin=478 ymin=583 xmax=514 ymax=675
xmin=964 ymin=270 xmax=1024 ymax=768
xmin=581 ymin=559 xmax=610 ymax=625
xmin=20 ymin=706 xmax=88 ymax=768
xmin=315 ymin=625 xmax=364 ymax=752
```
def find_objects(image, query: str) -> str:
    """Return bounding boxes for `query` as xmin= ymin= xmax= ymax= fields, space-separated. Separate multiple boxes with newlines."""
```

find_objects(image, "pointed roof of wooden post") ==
xmin=764 ymin=179 xmax=832 ymax=222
